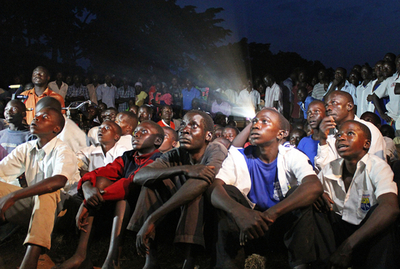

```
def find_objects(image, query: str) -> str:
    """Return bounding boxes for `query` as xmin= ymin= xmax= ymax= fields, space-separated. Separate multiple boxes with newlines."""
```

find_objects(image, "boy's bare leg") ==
xmin=182 ymin=244 xmax=199 ymax=269
xmin=20 ymin=244 xmax=42 ymax=269
xmin=102 ymin=200 xmax=130 ymax=269
xmin=144 ymin=240 xmax=160 ymax=269
xmin=54 ymin=215 xmax=94 ymax=269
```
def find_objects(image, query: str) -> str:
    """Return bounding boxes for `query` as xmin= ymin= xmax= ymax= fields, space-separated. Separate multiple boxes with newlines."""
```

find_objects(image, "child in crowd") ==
xmin=138 ymin=105 xmax=152 ymax=122
xmin=0 ymin=107 xmax=79 ymax=269
xmin=0 ymin=100 xmax=30 ymax=156
xmin=56 ymin=121 xmax=164 ymax=269
xmin=317 ymin=120 xmax=399 ymax=268
xmin=115 ymin=111 xmax=138 ymax=150
xmin=76 ymin=120 xmax=128 ymax=176
xmin=208 ymin=108 xmax=322 ymax=268
xmin=157 ymin=104 xmax=175 ymax=129
xmin=297 ymin=86 xmax=315 ymax=120
xmin=222 ymin=126 xmax=239 ymax=143
xmin=289 ymin=128 xmax=306 ymax=147
xmin=158 ymin=126 xmax=178 ymax=153
xmin=87 ymin=107 xmax=118 ymax=146
xmin=297 ymin=100 xmax=326 ymax=167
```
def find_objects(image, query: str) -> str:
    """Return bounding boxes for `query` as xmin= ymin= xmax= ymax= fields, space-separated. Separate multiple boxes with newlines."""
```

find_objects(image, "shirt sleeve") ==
xmin=370 ymin=158 xmax=397 ymax=198
xmin=287 ymin=149 xmax=316 ymax=184
xmin=78 ymin=156 xmax=125 ymax=196
xmin=374 ymin=79 xmax=389 ymax=99
xmin=314 ymin=135 xmax=339 ymax=173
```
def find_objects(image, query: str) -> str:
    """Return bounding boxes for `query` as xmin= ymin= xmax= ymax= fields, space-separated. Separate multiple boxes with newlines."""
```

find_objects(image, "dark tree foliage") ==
xmin=0 ymin=0 xmax=325 ymax=89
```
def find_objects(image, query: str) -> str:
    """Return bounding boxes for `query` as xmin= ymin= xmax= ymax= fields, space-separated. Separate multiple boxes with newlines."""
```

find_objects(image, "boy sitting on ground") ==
xmin=115 ymin=111 xmax=138 ymax=150
xmin=0 ymin=100 xmax=30 ymax=156
xmin=133 ymin=110 xmax=228 ymax=269
xmin=0 ymin=107 xmax=79 ymax=269
xmin=207 ymin=108 xmax=323 ymax=268
xmin=76 ymin=120 xmax=129 ymax=177
xmin=316 ymin=120 xmax=399 ymax=268
xmin=158 ymin=126 xmax=178 ymax=153
xmin=56 ymin=121 xmax=164 ymax=269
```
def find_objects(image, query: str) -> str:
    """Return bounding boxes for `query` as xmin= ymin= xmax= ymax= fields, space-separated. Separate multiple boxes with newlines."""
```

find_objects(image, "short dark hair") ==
xmin=162 ymin=126 xmax=178 ymax=141
xmin=7 ymin=99 xmax=26 ymax=113
xmin=360 ymin=112 xmax=381 ymax=127
xmin=140 ymin=120 xmax=164 ymax=147
xmin=103 ymin=120 xmax=122 ymax=136
xmin=36 ymin=97 xmax=62 ymax=113
xmin=339 ymin=120 xmax=371 ymax=141
xmin=259 ymin=108 xmax=290 ymax=131
xmin=187 ymin=110 xmax=214 ymax=132
xmin=117 ymin=111 xmax=138 ymax=127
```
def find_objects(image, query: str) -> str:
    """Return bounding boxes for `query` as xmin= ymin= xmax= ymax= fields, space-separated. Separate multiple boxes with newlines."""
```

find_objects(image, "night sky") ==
xmin=177 ymin=0 xmax=400 ymax=71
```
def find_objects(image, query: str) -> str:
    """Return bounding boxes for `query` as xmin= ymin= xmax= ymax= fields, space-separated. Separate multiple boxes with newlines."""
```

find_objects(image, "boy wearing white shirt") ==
xmin=0 ymin=107 xmax=79 ymax=269
xmin=317 ymin=120 xmax=399 ymax=268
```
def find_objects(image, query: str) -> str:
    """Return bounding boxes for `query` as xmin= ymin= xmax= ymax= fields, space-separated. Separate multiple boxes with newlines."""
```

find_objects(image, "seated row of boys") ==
xmin=0 ymin=91 xmax=398 ymax=269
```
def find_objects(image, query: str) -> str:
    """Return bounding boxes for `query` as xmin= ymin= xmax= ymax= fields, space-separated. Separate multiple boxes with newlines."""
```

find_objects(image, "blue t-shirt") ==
xmin=0 ymin=128 xmax=31 ymax=155
xmin=239 ymin=146 xmax=282 ymax=211
xmin=182 ymin=87 xmax=201 ymax=110
xmin=297 ymin=135 xmax=319 ymax=167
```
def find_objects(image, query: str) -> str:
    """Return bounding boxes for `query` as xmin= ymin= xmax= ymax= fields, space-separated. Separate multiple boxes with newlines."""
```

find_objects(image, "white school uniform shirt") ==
xmin=76 ymin=143 xmax=129 ymax=172
xmin=57 ymin=116 xmax=87 ymax=153
xmin=375 ymin=73 xmax=400 ymax=131
xmin=318 ymin=153 xmax=397 ymax=225
xmin=314 ymin=116 xmax=386 ymax=173
xmin=115 ymin=134 xmax=133 ymax=151
xmin=216 ymin=145 xmax=316 ymax=208
xmin=325 ymin=80 xmax=357 ymax=105
xmin=355 ymin=80 xmax=373 ymax=117
xmin=238 ymin=88 xmax=260 ymax=112
xmin=0 ymin=137 xmax=80 ymax=191
xmin=87 ymin=126 xmax=100 ymax=146
xmin=264 ymin=82 xmax=283 ymax=113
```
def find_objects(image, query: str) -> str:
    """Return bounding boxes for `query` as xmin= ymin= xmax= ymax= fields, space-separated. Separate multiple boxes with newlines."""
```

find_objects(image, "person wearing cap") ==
xmin=134 ymin=82 xmax=148 ymax=107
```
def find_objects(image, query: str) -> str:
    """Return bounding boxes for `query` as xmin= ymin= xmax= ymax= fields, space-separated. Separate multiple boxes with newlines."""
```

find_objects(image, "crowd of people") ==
xmin=0 ymin=52 xmax=400 ymax=269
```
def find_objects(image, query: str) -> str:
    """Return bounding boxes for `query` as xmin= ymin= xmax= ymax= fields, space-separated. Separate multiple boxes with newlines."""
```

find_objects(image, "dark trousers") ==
xmin=212 ymin=185 xmax=332 ymax=269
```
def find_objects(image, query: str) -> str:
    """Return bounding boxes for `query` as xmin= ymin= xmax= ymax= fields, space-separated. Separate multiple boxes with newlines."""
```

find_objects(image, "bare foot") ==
xmin=52 ymin=254 xmax=89 ymax=269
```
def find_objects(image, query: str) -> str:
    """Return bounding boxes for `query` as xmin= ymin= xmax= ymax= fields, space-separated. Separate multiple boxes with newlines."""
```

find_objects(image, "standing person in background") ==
xmin=312 ymin=69 xmax=328 ymax=100
xmin=116 ymin=77 xmax=135 ymax=112
xmin=263 ymin=74 xmax=283 ymax=113
xmin=97 ymin=74 xmax=117 ymax=109
xmin=86 ymin=74 xmax=99 ymax=105
xmin=324 ymin=67 xmax=357 ymax=108
xmin=134 ymin=82 xmax=148 ymax=107
xmin=21 ymin=66 xmax=65 ymax=124
xmin=48 ymin=72 xmax=68 ymax=100
xmin=356 ymin=65 xmax=373 ymax=117
xmin=181 ymin=78 xmax=201 ymax=112
xmin=238 ymin=79 xmax=260 ymax=115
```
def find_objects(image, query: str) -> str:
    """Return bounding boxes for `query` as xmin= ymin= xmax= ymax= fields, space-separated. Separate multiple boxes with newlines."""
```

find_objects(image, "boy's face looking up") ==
xmin=30 ymin=108 xmax=61 ymax=137
xmin=98 ymin=121 xmax=120 ymax=144
xmin=102 ymin=109 xmax=117 ymax=122
xmin=222 ymin=127 xmax=237 ymax=143
xmin=335 ymin=121 xmax=370 ymax=160
xmin=249 ymin=109 xmax=284 ymax=146
xmin=307 ymin=102 xmax=326 ymax=129
xmin=138 ymin=107 xmax=151 ymax=122
xmin=179 ymin=112 xmax=212 ymax=152
xmin=132 ymin=122 xmax=163 ymax=154
xmin=4 ymin=100 xmax=25 ymax=125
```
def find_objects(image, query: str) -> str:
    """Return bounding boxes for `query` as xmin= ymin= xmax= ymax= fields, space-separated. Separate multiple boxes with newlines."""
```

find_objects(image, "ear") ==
xmin=205 ymin=131 xmax=213 ymax=142
xmin=114 ymin=134 xmax=121 ymax=142
xmin=154 ymin=136 xmax=163 ymax=147
xmin=171 ymin=141 xmax=178 ymax=148
xmin=53 ymin=126 xmax=61 ymax=134
xmin=363 ymin=139 xmax=371 ymax=151
xmin=277 ymin=129 xmax=287 ymax=140
xmin=346 ymin=102 xmax=354 ymax=112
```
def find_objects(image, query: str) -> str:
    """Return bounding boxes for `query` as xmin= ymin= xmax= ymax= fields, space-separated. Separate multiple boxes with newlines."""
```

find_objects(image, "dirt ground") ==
xmin=0 ymin=226 xmax=289 ymax=269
